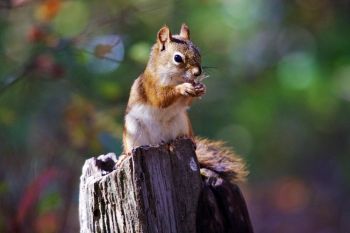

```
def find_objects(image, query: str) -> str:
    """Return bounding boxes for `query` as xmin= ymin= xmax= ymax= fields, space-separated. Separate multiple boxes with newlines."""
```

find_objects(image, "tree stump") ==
xmin=79 ymin=138 xmax=202 ymax=233
xmin=79 ymin=138 xmax=254 ymax=233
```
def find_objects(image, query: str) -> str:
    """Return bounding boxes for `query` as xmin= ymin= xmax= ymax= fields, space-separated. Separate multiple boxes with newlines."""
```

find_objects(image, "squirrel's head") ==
xmin=147 ymin=24 xmax=203 ymax=86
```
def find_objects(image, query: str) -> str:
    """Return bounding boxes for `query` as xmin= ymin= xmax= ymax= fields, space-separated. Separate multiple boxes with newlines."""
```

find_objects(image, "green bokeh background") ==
xmin=1 ymin=0 xmax=350 ymax=232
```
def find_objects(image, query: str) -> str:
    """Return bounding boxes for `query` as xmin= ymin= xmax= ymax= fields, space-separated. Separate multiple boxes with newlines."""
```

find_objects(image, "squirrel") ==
xmin=122 ymin=24 xmax=247 ymax=182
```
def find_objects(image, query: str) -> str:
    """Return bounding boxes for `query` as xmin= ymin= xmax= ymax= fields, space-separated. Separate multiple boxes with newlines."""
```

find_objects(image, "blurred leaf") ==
xmin=98 ymin=81 xmax=121 ymax=101
xmin=129 ymin=42 xmax=151 ymax=64
xmin=36 ymin=0 xmax=61 ymax=22
xmin=38 ymin=192 xmax=62 ymax=215
xmin=52 ymin=1 xmax=89 ymax=37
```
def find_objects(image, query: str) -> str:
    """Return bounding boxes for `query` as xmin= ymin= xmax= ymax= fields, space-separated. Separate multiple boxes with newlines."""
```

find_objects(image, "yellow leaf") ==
xmin=36 ymin=0 xmax=61 ymax=22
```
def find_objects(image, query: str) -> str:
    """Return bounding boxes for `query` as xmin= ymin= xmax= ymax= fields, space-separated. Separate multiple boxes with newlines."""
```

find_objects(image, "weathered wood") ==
xmin=79 ymin=138 xmax=202 ymax=233
xmin=197 ymin=169 xmax=254 ymax=233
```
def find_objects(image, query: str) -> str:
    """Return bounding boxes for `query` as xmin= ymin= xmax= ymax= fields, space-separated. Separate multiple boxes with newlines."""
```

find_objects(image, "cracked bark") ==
xmin=79 ymin=138 xmax=202 ymax=233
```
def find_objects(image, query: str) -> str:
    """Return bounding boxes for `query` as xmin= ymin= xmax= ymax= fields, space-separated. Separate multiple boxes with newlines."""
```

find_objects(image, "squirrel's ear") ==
xmin=157 ymin=25 xmax=172 ymax=51
xmin=179 ymin=23 xmax=190 ymax=40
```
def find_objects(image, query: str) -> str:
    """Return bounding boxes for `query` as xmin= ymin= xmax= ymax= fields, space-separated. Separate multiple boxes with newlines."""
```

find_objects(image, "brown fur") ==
xmin=195 ymin=137 xmax=248 ymax=182
xmin=142 ymin=71 xmax=183 ymax=108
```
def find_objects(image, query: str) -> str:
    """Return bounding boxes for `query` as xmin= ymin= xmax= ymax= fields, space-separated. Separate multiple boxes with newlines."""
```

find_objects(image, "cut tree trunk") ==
xmin=79 ymin=138 xmax=202 ymax=233
xmin=79 ymin=138 xmax=254 ymax=233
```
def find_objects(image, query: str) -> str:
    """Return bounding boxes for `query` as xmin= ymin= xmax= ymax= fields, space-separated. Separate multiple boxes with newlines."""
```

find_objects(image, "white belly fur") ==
xmin=125 ymin=102 xmax=189 ymax=149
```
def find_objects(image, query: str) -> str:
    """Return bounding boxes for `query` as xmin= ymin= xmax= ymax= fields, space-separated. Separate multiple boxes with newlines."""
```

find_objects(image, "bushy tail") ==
xmin=195 ymin=137 xmax=248 ymax=183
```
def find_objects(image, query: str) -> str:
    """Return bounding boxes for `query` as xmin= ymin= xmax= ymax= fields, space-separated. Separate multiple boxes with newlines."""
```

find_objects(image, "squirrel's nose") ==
xmin=192 ymin=66 xmax=202 ymax=76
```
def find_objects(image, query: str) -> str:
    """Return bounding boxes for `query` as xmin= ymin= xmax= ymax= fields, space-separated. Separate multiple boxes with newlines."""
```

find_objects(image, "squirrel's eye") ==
xmin=174 ymin=54 xmax=184 ymax=64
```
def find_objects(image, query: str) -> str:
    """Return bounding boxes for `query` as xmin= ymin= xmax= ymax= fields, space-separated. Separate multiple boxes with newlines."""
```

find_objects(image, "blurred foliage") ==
xmin=0 ymin=0 xmax=350 ymax=232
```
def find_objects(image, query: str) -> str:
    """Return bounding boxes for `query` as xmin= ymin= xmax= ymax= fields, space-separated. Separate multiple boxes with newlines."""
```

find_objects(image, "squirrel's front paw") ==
xmin=176 ymin=83 xmax=196 ymax=96
xmin=194 ymin=82 xmax=206 ymax=97
xmin=177 ymin=82 xmax=206 ymax=97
